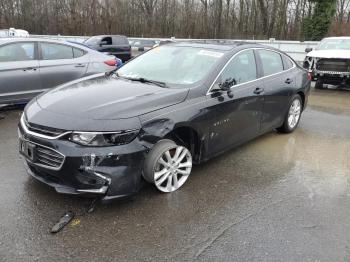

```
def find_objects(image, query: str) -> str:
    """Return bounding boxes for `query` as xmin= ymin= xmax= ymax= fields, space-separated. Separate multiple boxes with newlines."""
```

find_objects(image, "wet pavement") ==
xmin=1 ymin=86 xmax=350 ymax=262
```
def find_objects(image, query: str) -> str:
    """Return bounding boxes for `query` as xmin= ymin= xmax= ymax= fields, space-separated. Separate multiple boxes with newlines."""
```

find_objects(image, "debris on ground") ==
xmin=50 ymin=198 xmax=99 ymax=234
xmin=70 ymin=218 xmax=81 ymax=227
xmin=50 ymin=211 xmax=75 ymax=234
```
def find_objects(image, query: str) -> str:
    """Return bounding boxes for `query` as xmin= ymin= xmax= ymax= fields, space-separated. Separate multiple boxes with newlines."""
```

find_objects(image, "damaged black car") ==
xmin=19 ymin=42 xmax=310 ymax=200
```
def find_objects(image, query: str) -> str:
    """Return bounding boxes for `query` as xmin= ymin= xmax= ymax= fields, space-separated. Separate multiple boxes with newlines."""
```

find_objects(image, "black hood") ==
xmin=36 ymin=75 xmax=189 ymax=120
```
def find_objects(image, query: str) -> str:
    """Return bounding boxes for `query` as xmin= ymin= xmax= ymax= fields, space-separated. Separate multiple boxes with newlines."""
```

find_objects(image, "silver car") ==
xmin=0 ymin=38 xmax=117 ymax=106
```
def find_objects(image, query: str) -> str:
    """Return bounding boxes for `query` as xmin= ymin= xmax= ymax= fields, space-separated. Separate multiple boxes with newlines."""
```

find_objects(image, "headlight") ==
xmin=69 ymin=130 xmax=139 ymax=147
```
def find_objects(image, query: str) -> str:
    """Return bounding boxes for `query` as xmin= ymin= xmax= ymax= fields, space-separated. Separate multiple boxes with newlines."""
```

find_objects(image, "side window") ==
xmin=73 ymin=48 xmax=85 ymax=58
xmin=102 ymin=37 xmax=112 ymax=45
xmin=258 ymin=50 xmax=284 ymax=76
xmin=113 ymin=36 xmax=128 ymax=45
xmin=0 ymin=42 xmax=35 ymax=62
xmin=41 ymin=43 xmax=73 ymax=60
xmin=220 ymin=50 xmax=257 ymax=85
xmin=283 ymin=55 xmax=294 ymax=70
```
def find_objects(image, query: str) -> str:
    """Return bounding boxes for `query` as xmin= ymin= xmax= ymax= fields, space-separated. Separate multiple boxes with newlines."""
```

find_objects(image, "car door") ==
xmin=256 ymin=49 xmax=296 ymax=133
xmin=0 ymin=41 xmax=41 ymax=104
xmin=38 ymin=42 xmax=88 ymax=89
xmin=205 ymin=49 xmax=264 ymax=155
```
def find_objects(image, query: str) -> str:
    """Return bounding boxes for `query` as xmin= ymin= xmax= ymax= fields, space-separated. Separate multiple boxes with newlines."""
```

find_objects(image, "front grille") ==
xmin=35 ymin=145 xmax=64 ymax=169
xmin=26 ymin=121 xmax=65 ymax=137
xmin=316 ymin=59 xmax=350 ymax=72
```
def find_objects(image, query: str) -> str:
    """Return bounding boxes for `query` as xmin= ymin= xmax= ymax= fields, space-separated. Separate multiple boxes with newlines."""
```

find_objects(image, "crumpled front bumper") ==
xmin=18 ymin=124 xmax=148 ymax=200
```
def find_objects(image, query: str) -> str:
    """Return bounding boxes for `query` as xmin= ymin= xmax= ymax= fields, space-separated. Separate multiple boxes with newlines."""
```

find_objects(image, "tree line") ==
xmin=0 ymin=0 xmax=349 ymax=40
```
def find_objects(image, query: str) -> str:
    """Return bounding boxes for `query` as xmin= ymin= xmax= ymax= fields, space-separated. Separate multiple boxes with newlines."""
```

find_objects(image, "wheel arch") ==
xmin=297 ymin=91 xmax=305 ymax=110
xmin=164 ymin=125 xmax=203 ymax=164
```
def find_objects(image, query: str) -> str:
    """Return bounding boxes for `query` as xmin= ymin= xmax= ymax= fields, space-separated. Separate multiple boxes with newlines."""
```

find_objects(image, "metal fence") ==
xmin=29 ymin=34 xmax=319 ymax=62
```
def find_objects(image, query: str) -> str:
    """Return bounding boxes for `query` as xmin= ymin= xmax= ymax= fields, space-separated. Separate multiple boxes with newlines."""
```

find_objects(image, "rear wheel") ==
xmin=143 ymin=139 xmax=192 ymax=193
xmin=315 ymin=79 xmax=324 ymax=89
xmin=277 ymin=94 xmax=302 ymax=133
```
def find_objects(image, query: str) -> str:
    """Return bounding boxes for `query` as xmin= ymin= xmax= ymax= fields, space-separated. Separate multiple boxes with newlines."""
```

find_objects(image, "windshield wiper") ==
xmin=125 ymin=77 xmax=168 ymax=88
xmin=107 ymin=71 xmax=168 ymax=88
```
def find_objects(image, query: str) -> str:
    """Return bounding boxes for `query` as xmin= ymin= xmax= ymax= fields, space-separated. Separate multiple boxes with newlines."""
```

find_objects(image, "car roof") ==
xmin=0 ymin=37 xmax=92 ymax=50
xmin=87 ymin=35 xmax=127 ymax=38
xmin=171 ymin=41 xmax=262 ymax=52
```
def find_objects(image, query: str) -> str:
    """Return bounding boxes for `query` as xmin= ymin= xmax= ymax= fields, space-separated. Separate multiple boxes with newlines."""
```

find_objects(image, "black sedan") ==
xmin=19 ymin=42 xmax=311 ymax=200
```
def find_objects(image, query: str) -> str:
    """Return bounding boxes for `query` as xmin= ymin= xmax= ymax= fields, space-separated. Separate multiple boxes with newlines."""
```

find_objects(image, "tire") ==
xmin=143 ymin=139 xmax=192 ymax=193
xmin=315 ymin=79 xmax=324 ymax=89
xmin=277 ymin=94 xmax=302 ymax=133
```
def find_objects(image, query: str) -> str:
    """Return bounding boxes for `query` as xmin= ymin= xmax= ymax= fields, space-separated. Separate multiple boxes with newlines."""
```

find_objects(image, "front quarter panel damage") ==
xmin=76 ymin=141 xmax=148 ymax=199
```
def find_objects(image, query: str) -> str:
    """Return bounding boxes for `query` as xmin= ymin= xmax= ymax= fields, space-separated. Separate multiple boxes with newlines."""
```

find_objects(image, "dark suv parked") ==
xmin=84 ymin=35 xmax=131 ymax=62
xmin=19 ymin=42 xmax=310 ymax=201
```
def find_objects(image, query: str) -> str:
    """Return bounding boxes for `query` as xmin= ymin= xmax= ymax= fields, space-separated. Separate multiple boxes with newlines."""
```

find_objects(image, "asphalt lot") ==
xmin=1 ymin=85 xmax=350 ymax=262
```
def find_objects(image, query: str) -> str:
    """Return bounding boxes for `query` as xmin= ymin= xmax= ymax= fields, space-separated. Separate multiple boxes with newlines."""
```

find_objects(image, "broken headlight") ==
xmin=69 ymin=130 xmax=139 ymax=147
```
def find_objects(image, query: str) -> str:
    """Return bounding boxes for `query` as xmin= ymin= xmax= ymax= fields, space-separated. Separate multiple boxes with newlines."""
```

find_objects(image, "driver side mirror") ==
xmin=100 ymin=40 xmax=108 ymax=46
xmin=219 ymin=77 xmax=236 ymax=91
xmin=305 ymin=47 xmax=313 ymax=53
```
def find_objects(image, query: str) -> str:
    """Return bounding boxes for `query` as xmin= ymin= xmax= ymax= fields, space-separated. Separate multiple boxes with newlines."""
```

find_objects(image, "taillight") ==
xmin=307 ymin=72 xmax=312 ymax=81
xmin=104 ymin=59 xmax=117 ymax=67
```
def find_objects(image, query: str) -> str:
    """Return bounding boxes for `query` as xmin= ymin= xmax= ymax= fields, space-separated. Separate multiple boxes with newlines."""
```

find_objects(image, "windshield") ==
xmin=84 ymin=36 xmax=101 ymax=45
xmin=117 ymin=45 xmax=224 ymax=87
xmin=317 ymin=39 xmax=350 ymax=50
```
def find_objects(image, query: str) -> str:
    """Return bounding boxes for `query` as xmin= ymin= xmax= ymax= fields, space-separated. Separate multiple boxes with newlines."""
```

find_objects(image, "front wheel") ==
xmin=277 ymin=94 xmax=302 ymax=133
xmin=143 ymin=139 xmax=193 ymax=193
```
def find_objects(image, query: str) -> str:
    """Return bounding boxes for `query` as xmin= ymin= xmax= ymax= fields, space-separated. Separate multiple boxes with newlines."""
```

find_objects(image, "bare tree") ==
xmin=0 ymin=0 xmax=346 ymax=40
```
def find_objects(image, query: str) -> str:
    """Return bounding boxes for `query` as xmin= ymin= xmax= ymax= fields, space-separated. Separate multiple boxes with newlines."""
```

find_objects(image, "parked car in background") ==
xmin=84 ymin=35 xmax=131 ymax=62
xmin=130 ymin=39 xmax=158 ymax=56
xmin=0 ymin=38 xmax=117 ymax=106
xmin=19 ymin=43 xmax=310 ymax=200
xmin=0 ymin=28 xmax=29 ymax=37
xmin=303 ymin=37 xmax=350 ymax=89
xmin=155 ymin=39 xmax=176 ymax=47
xmin=68 ymin=40 xmax=123 ymax=68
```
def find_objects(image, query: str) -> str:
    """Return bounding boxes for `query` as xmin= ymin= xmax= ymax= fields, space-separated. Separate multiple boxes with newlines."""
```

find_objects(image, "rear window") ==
xmin=258 ymin=49 xmax=284 ymax=76
xmin=73 ymin=48 xmax=85 ymax=58
xmin=283 ymin=55 xmax=294 ymax=70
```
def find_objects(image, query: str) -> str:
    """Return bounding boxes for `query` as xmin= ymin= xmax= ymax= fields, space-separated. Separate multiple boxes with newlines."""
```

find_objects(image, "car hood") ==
xmin=36 ymin=75 xmax=189 ymax=120
xmin=307 ymin=49 xmax=350 ymax=59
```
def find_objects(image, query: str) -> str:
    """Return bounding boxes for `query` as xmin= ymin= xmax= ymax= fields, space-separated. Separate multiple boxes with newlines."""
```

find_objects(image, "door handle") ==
xmin=23 ymin=67 xmax=37 ymax=71
xmin=285 ymin=78 xmax=293 ymax=84
xmin=75 ymin=64 xmax=86 ymax=68
xmin=253 ymin=87 xmax=264 ymax=95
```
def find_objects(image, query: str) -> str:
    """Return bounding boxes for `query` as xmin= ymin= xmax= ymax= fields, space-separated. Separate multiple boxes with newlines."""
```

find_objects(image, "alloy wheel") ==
xmin=288 ymin=99 xmax=301 ymax=129
xmin=153 ymin=146 xmax=192 ymax=193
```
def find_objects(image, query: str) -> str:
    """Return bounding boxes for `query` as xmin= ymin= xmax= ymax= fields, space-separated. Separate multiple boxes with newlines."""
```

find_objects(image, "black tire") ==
xmin=315 ymin=79 xmax=324 ymax=89
xmin=142 ymin=139 xmax=178 ymax=183
xmin=277 ymin=94 xmax=302 ymax=133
